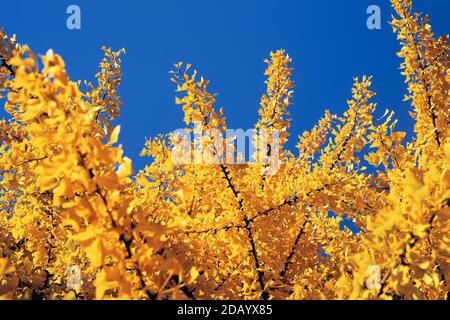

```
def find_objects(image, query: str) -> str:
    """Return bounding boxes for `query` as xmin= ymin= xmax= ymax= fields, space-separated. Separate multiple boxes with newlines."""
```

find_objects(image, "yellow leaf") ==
xmin=109 ymin=125 xmax=121 ymax=145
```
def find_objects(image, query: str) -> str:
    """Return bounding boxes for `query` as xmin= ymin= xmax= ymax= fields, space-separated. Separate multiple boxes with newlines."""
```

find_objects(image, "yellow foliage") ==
xmin=0 ymin=0 xmax=448 ymax=300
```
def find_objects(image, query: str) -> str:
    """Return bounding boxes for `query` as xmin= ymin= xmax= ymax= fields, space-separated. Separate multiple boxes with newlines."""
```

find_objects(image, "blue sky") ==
xmin=1 ymin=0 xmax=449 ymax=171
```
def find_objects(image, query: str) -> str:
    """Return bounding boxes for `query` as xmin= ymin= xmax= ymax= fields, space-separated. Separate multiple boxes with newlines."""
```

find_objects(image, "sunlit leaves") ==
xmin=0 ymin=0 xmax=449 ymax=301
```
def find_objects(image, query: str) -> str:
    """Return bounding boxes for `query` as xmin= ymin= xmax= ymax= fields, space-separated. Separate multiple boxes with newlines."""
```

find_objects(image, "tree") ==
xmin=0 ymin=0 xmax=448 ymax=300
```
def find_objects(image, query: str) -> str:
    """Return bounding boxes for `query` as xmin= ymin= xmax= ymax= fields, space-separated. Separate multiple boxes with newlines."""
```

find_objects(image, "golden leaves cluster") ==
xmin=0 ymin=0 xmax=449 ymax=300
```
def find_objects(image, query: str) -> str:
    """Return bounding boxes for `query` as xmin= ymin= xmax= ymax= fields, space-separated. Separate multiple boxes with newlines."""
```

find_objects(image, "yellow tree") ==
xmin=1 ymin=0 xmax=449 ymax=300
xmin=0 ymin=34 xmax=195 ymax=300
xmin=336 ymin=0 xmax=449 ymax=300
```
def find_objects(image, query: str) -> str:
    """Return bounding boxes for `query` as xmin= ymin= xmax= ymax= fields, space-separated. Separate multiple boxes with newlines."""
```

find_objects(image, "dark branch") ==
xmin=279 ymin=219 xmax=309 ymax=282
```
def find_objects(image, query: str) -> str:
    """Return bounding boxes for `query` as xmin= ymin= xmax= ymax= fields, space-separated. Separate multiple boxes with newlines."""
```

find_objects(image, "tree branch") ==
xmin=0 ymin=54 xmax=15 ymax=76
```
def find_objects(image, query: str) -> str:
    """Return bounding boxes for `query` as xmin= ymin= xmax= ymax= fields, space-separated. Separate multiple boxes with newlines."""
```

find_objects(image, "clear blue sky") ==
xmin=1 ymin=0 xmax=449 ymax=171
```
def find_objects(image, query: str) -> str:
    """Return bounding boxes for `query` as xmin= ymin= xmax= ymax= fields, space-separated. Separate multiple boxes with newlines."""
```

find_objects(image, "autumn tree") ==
xmin=1 ymin=0 xmax=449 ymax=300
